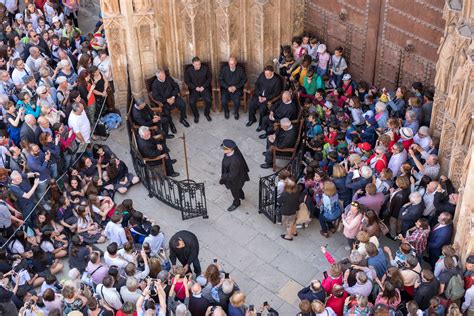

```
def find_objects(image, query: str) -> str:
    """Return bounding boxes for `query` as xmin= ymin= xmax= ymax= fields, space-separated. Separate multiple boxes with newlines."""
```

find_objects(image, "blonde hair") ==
xmin=332 ymin=164 xmax=347 ymax=179
xmin=357 ymin=231 xmax=370 ymax=243
xmin=229 ymin=291 xmax=246 ymax=307
xmin=396 ymin=175 xmax=410 ymax=189
xmin=323 ymin=181 xmax=337 ymax=197
xmin=284 ymin=179 xmax=298 ymax=194
xmin=311 ymin=300 xmax=325 ymax=314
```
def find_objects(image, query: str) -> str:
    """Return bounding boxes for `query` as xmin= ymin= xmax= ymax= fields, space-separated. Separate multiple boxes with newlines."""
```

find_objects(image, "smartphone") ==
xmin=249 ymin=305 xmax=254 ymax=311
xmin=323 ymin=271 xmax=328 ymax=279
xmin=263 ymin=301 xmax=268 ymax=307
xmin=213 ymin=258 xmax=217 ymax=263
xmin=224 ymin=272 xmax=230 ymax=279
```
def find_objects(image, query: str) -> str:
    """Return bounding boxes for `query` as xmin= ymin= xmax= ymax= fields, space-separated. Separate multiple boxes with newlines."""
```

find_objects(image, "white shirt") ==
xmin=68 ymin=110 xmax=91 ymax=143
xmin=96 ymin=284 xmax=123 ymax=310
xmin=0 ymin=0 xmax=18 ymax=13
xmin=143 ymin=233 xmax=166 ymax=257
xmin=120 ymin=286 xmax=142 ymax=303
xmin=104 ymin=252 xmax=128 ymax=270
xmin=104 ymin=221 xmax=127 ymax=248
xmin=12 ymin=65 xmax=32 ymax=87
xmin=414 ymin=134 xmax=432 ymax=151
xmin=93 ymin=56 xmax=112 ymax=82
xmin=388 ymin=150 xmax=408 ymax=177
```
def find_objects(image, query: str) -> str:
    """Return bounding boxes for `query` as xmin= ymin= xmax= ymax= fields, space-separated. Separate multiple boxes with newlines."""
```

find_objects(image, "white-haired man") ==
xmin=67 ymin=102 xmax=90 ymax=144
xmin=219 ymin=56 xmax=247 ymax=120
xmin=409 ymin=144 xmax=440 ymax=180
xmin=136 ymin=126 xmax=179 ymax=177
xmin=261 ymin=118 xmax=297 ymax=169
xmin=399 ymin=191 xmax=425 ymax=235
xmin=259 ymin=90 xmax=298 ymax=139
xmin=151 ymin=69 xmax=188 ymax=131
xmin=413 ymin=126 xmax=432 ymax=151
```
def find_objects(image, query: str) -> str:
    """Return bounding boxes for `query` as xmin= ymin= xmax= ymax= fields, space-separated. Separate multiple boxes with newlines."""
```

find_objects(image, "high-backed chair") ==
xmin=214 ymin=61 xmax=251 ymax=113
xmin=272 ymin=119 xmax=304 ymax=171
xmin=181 ymin=62 xmax=216 ymax=115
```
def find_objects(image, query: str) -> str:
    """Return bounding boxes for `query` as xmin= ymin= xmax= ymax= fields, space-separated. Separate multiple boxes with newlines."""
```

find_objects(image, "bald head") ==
xmin=228 ymin=57 xmax=237 ymax=70
xmin=191 ymin=283 xmax=202 ymax=295
xmin=282 ymin=91 xmax=291 ymax=103
xmin=25 ymin=114 xmax=36 ymax=126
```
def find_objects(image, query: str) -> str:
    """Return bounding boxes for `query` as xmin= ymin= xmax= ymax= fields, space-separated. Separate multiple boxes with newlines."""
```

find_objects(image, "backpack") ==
xmin=445 ymin=274 xmax=465 ymax=300
xmin=323 ymin=200 xmax=342 ymax=221
xmin=101 ymin=113 xmax=122 ymax=130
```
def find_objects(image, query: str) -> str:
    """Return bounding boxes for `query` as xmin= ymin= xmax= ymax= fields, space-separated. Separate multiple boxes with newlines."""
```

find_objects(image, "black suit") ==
xmin=169 ymin=230 xmax=201 ymax=275
xmin=136 ymin=135 xmax=175 ymax=175
xmin=131 ymin=104 xmax=170 ymax=136
xmin=151 ymin=76 xmax=186 ymax=121
xmin=261 ymin=99 xmax=298 ymax=134
xmin=184 ymin=64 xmax=212 ymax=117
xmin=188 ymin=295 xmax=210 ymax=316
xmin=219 ymin=64 xmax=247 ymax=114
xmin=248 ymin=72 xmax=282 ymax=126
xmin=264 ymin=125 xmax=298 ymax=164
xmin=20 ymin=123 xmax=38 ymax=144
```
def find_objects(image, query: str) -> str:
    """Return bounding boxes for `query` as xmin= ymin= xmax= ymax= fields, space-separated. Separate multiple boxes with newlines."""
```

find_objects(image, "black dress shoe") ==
xmin=227 ymin=204 xmax=239 ymax=212
xmin=240 ymin=193 xmax=245 ymax=200
xmin=194 ymin=116 xmax=199 ymax=123
xmin=256 ymin=126 xmax=263 ymax=132
xmin=170 ymin=125 xmax=177 ymax=134
xmin=180 ymin=119 xmax=190 ymax=128
xmin=169 ymin=172 xmax=180 ymax=177
xmin=234 ymin=112 xmax=239 ymax=120
xmin=205 ymin=114 xmax=212 ymax=121
xmin=259 ymin=133 xmax=267 ymax=139
xmin=224 ymin=111 xmax=230 ymax=119
xmin=260 ymin=163 xmax=272 ymax=169
xmin=246 ymin=120 xmax=256 ymax=127
xmin=166 ymin=134 xmax=175 ymax=139
xmin=262 ymin=152 xmax=266 ymax=156
xmin=170 ymin=159 xmax=177 ymax=164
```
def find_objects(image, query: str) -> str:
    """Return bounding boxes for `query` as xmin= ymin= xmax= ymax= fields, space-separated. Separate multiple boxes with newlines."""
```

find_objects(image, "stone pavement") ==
xmin=104 ymin=111 xmax=354 ymax=314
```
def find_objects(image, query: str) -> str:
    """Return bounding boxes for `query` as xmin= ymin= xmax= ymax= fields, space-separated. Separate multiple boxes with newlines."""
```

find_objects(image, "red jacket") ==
xmin=367 ymin=154 xmax=388 ymax=174
xmin=326 ymin=291 xmax=348 ymax=316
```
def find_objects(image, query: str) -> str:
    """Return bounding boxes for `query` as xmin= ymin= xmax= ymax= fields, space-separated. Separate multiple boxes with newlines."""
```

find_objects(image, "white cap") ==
xmin=342 ymin=73 xmax=352 ymax=81
xmin=55 ymin=76 xmax=67 ymax=85
xmin=36 ymin=85 xmax=47 ymax=95
xmin=57 ymin=60 xmax=69 ymax=69
xmin=317 ymin=44 xmax=326 ymax=53
xmin=52 ymin=16 xmax=60 ymax=23
xmin=15 ymin=13 xmax=23 ymax=20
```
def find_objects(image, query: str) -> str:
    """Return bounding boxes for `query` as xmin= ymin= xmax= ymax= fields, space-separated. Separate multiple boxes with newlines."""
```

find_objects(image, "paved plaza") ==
xmin=105 ymin=111 xmax=355 ymax=314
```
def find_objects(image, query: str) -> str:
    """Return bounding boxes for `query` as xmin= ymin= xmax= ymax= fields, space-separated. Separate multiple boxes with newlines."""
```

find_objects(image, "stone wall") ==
xmin=100 ymin=0 xmax=304 ymax=106
xmin=430 ymin=0 xmax=474 ymax=261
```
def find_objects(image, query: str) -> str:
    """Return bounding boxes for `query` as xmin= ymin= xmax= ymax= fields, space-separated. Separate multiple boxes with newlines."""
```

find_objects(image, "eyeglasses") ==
xmin=351 ymin=202 xmax=360 ymax=207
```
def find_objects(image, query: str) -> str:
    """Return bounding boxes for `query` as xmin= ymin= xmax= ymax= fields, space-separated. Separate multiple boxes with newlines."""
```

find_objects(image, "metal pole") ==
xmin=182 ymin=133 xmax=190 ymax=181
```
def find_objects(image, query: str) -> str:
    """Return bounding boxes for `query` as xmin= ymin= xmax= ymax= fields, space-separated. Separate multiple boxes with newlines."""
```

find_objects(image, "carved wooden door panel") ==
xmin=304 ymin=0 xmax=444 ymax=90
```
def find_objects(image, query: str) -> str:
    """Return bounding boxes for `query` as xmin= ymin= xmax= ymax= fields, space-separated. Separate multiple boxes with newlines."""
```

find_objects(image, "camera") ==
xmin=149 ymin=280 xmax=157 ymax=297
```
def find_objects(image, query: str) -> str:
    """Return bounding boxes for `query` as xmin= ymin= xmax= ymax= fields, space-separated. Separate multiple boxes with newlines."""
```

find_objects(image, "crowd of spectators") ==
xmin=269 ymin=34 xmax=473 ymax=315
xmin=0 ymin=1 xmax=470 ymax=315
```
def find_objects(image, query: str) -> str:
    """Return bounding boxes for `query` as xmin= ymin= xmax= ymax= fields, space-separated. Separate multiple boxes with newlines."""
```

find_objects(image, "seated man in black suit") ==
xmin=132 ymin=98 xmax=173 ymax=139
xmin=246 ymin=65 xmax=282 ymax=129
xmin=259 ymin=90 xmax=298 ymax=139
xmin=136 ymin=126 xmax=179 ymax=177
xmin=219 ymin=56 xmax=247 ymax=120
xmin=184 ymin=56 xmax=213 ymax=123
xmin=261 ymin=118 xmax=298 ymax=169
xmin=151 ymin=69 xmax=189 ymax=131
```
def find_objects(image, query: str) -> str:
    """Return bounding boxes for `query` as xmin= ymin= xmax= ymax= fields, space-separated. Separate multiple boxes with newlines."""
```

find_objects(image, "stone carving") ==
xmin=435 ymin=24 xmax=457 ymax=93
xmin=455 ymin=98 xmax=474 ymax=147
xmin=102 ymin=0 xmax=120 ymax=15
xmin=133 ymin=0 xmax=151 ymax=12
xmin=446 ymin=51 xmax=468 ymax=118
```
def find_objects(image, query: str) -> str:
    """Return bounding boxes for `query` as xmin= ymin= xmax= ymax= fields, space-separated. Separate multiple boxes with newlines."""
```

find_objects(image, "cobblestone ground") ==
xmin=100 ymin=112 xmax=358 ymax=313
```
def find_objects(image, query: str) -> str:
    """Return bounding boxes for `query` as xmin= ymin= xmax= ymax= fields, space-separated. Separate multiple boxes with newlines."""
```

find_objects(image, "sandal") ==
xmin=280 ymin=234 xmax=293 ymax=241
xmin=293 ymin=232 xmax=298 ymax=237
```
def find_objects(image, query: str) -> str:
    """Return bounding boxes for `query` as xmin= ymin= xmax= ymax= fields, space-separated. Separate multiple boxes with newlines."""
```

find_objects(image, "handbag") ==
xmin=296 ymin=202 xmax=311 ymax=225
xmin=379 ymin=220 xmax=389 ymax=235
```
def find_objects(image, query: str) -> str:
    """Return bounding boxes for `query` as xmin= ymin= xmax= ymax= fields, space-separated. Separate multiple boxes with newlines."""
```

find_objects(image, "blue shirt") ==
xmin=368 ymin=249 xmax=388 ymax=278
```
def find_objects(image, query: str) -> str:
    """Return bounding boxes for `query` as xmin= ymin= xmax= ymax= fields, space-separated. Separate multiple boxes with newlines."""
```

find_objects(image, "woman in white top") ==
xmin=24 ymin=3 xmax=43 ymax=30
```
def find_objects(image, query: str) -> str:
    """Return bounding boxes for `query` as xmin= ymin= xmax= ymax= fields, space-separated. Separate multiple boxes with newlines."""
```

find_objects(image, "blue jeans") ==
xmin=319 ymin=212 xmax=333 ymax=233
xmin=332 ymin=74 xmax=343 ymax=88
xmin=316 ymin=66 xmax=327 ymax=77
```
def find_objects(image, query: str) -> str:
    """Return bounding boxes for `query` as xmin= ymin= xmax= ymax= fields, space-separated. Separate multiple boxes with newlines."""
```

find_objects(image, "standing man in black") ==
xmin=184 ymin=57 xmax=212 ymax=123
xmin=169 ymin=230 xmax=201 ymax=276
xmin=246 ymin=65 xmax=282 ymax=130
xmin=151 ymin=69 xmax=189 ymax=132
xmin=219 ymin=139 xmax=250 ymax=212
xmin=219 ymin=57 xmax=247 ymax=120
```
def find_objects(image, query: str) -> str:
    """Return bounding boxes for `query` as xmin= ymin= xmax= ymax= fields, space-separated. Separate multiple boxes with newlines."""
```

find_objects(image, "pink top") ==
xmin=375 ymin=289 xmax=401 ymax=309
xmin=342 ymin=211 xmax=363 ymax=239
